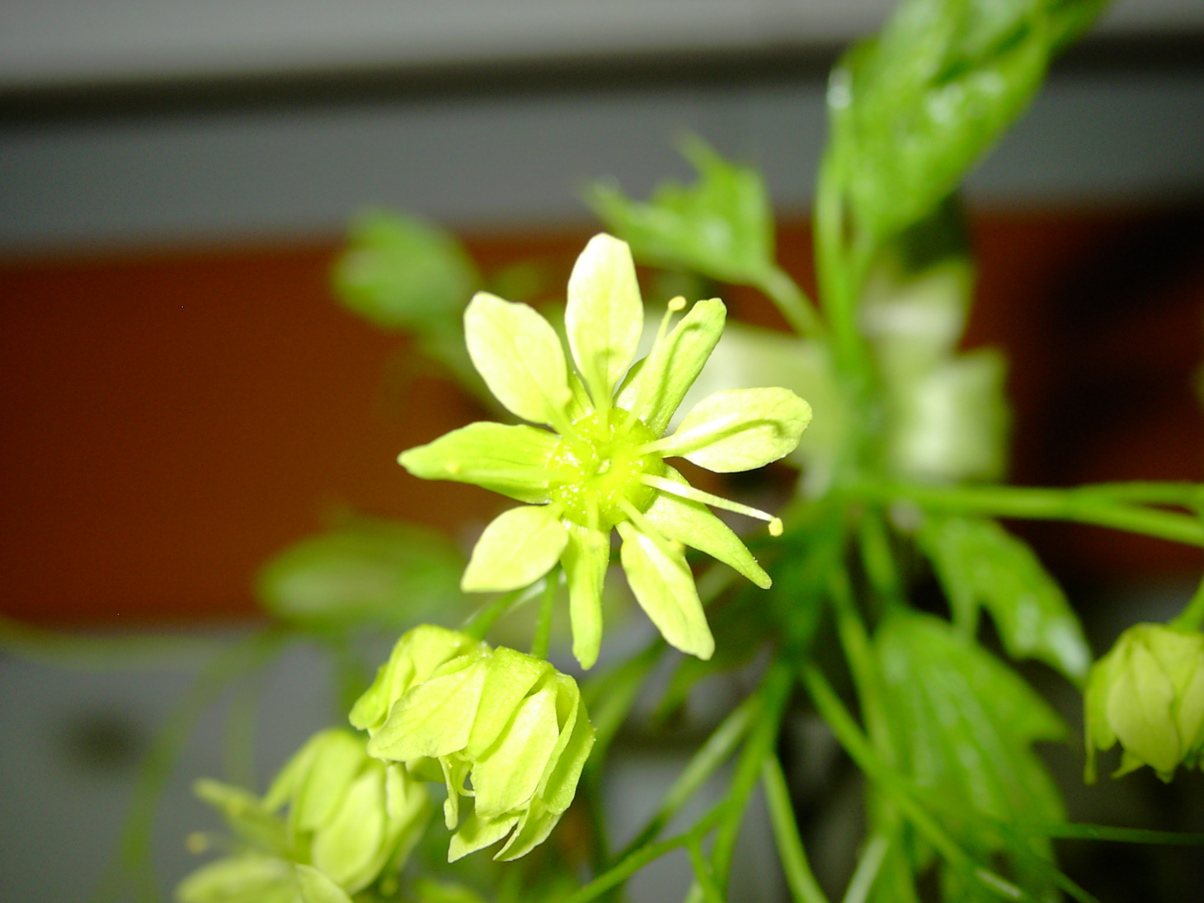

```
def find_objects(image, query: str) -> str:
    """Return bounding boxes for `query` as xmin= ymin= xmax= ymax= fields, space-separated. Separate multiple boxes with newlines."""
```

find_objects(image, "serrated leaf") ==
xmin=919 ymin=515 xmax=1090 ymax=681
xmin=875 ymin=612 xmax=1066 ymax=893
xmin=588 ymin=136 xmax=775 ymax=285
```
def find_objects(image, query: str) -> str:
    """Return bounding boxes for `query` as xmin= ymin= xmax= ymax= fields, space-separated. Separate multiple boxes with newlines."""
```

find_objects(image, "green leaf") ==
xmin=256 ymin=519 xmax=464 ymax=631
xmin=588 ymin=136 xmax=776 ymax=286
xmin=617 ymin=521 xmax=714 ymax=660
xmin=464 ymin=292 xmax=572 ymax=426
xmin=398 ymin=421 xmax=558 ymax=505
xmin=919 ymin=515 xmax=1091 ymax=681
xmin=661 ymin=387 xmax=812 ymax=473
xmin=875 ymin=612 xmax=1066 ymax=892
xmin=565 ymin=233 xmax=644 ymax=410
xmin=461 ymin=506 xmax=568 ymax=593
xmin=331 ymin=211 xmax=479 ymax=334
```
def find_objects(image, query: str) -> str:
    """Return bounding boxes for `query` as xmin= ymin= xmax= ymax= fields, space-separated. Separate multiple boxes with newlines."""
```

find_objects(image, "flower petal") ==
xmin=615 ymin=298 xmax=725 ymax=434
xmin=465 ymin=292 xmax=572 ymax=426
xmin=399 ymin=421 xmax=556 ymax=504
xmin=461 ymin=506 xmax=568 ymax=593
xmin=367 ymin=655 xmax=486 ymax=762
xmin=642 ymin=466 xmax=770 ymax=588
xmin=561 ymin=524 xmax=609 ymax=669
xmin=658 ymin=387 xmax=811 ymax=472
xmin=616 ymin=521 xmax=714 ymax=660
xmin=565 ymin=234 xmax=643 ymax=409
xmin=471 ymin=685 xmax=561 ymax=819
xmin=448 ymin=811 xmax=520 ymax=862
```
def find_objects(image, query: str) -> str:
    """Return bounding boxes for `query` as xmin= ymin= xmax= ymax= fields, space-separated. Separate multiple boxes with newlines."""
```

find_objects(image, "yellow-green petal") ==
xmin=642 ymin=466 xmax=770 ymax=589
xmin=561 ymin=524 xmax=609 ymax=669
xmin=399 ymin=422 xmax=557 ymax=504
xmin=617 ymin=521 xmax=714 ymax=660
xmin=659 ymin=386 xmax=811 ymax=473
xmin=616 ymin=298 xmax=726 ymax=434
xmin=293 ymin=863 xmax=354 ymax=903
xmin=471 ymin=685 xmax=560 ymax=818
xmin=464 ymin=292 xmax=572 ymax=426
xmin=565 ymin=233 xmax=644 ymax=411
xmin=461 ymin=506 xmax=568 ymax=593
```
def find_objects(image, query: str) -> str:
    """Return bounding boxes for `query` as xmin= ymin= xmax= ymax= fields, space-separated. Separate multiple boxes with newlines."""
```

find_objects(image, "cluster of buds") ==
xmin=350 ymin=625 xmax=595 ymax=861
xmin=1085 ymin=623 xmax=1204 ymax=782
xmin=178 ymin=729 xmax=430 ymax=903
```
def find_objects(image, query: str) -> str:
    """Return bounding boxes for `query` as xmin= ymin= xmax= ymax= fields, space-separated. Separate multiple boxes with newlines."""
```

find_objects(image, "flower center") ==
xmin=549 ymin=410 xmax=666 ymax=530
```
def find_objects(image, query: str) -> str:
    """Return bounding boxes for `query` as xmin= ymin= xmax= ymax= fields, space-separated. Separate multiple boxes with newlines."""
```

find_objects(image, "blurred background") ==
xmin=2 ymin=0 xmax=1203 ymax=900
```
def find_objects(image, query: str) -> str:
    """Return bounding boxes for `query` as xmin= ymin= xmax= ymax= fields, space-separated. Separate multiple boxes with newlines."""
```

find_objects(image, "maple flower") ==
xmin=400 ymin=233 xmax=811 ymax=667
xmin=1084 ymin=623 xmax=1204 ymax=782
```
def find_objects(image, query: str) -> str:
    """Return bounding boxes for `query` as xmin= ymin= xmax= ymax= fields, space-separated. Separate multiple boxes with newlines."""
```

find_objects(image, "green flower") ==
xmin=178 ymin=729 xmax=430 ymax=903
xmin=1084 ymin=623 xmax=1204 ymax=782
xmin=399 ymin=233 xmax=811 ymax=667
xmin=350 ymin=625 xmax=595 ymax=862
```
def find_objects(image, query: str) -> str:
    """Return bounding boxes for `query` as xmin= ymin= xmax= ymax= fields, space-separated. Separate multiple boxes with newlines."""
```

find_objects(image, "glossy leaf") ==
xmin=920 ymin=515 xmax=1090 ymax=681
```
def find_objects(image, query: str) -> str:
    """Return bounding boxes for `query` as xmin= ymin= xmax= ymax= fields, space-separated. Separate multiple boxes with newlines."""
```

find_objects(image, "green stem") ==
xmin=799 ymin=661 xmax=1037 ymax=903
xmin=757 ymin=266 xmax=825 ymax=341
xmin=762 ymin=754 xmax=830 ymax=903
xmin=462 ymin=583 xmax=542 ymax=641
xmin=688 ymin=838 xmax=727 ymax=903
xmin=530 ymin=571 xmax=558 ymax=660
xmin=614 ymin=688 xmax=760 ymax=862
xmin=90 ymin=627 xmax=287 ymax=903
xmin=0 ymin=613 xmax=220 ymax=671
xmin=701 ymin=658 xmax=793 ymax=895
xmin=858 ymin=481 xmax=1204 ymax=547
xmin=1172 ymin=574 xmax=1204 ymax=631
xmin=840 ymin=833 xmax=889 ymax=903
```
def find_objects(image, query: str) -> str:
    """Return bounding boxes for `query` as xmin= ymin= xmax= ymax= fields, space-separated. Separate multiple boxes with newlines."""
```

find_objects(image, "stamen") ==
xmin=636 ymin=411 xmax=743 ymax=458
xmin=616 ymin=497 xmax=685 ymax=561
xmin=621 ymin=297 xmax=689 ymax=432
xmin=640 ymin=473 xmax=785 ymax=536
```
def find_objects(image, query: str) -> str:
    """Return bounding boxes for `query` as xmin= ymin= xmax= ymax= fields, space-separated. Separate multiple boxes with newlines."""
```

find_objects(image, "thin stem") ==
xmin=615 ymin=689 xmax=761 ymax=861
xmin=90 ymin=627 xmax=287 ymax=903
xmin=841 ymin=834 xmax=889 ymax=903
xmin=1172 ymin=573 xmax=1204 ymax=631
xmin=762 ymin=754 xmax=830 ymax=903
xmin=530 ymin=570 xmax=558 ymax=660
xmin=858 ymin=481 xmax=1204 ymax=547
xmin=799 ymin=661 xmax=1037 ymax=903
xmin=0 ymin=613 xmax=220 ymax=671
xmin=462 ymin=584 xmax=541 ymax=640
xmin=702 ymin=658 xmax=793 ymax=894
xmin=688 ymin=838 xmax=727 ymax=903
xmin=756 ymin=265 xmax=825 ymax=341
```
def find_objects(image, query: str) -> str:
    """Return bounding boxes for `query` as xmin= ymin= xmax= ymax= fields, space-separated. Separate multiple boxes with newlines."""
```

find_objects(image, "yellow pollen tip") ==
xmin=667 ymin=295 xmax=687 ymax=312
xmin=768 ymin=518 xmax=784 ymax=538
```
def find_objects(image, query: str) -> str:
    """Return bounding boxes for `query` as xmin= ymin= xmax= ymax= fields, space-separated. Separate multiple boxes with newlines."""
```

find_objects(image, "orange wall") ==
xmin=2 ymin=213 xmax=1201 ymax=625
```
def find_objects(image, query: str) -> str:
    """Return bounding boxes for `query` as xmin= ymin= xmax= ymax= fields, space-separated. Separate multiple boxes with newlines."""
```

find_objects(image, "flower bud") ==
xmin=178 ymin=729 xmax=430 ymax=902
xmin=351 ymin=626 xmax=595 ymax=861
xmin=1084 ymin=623 xmax=1204 ymax=782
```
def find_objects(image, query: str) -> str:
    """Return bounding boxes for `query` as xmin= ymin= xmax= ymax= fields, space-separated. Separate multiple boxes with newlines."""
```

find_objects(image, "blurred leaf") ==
xmin=588 ymin=136 xmax=776 ymax=286
xmin=875 ymin=611 xmax=1066 ymax=897
xmin=919 ymin=515 xmax=1090 ymax=681
xmin=332 ymin=211 xmax=480 ymax=334
xmin=823 ymin=0 xmax=1108 ymax=250
xmin=257 ymin=519 xmax=465 ymax=633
